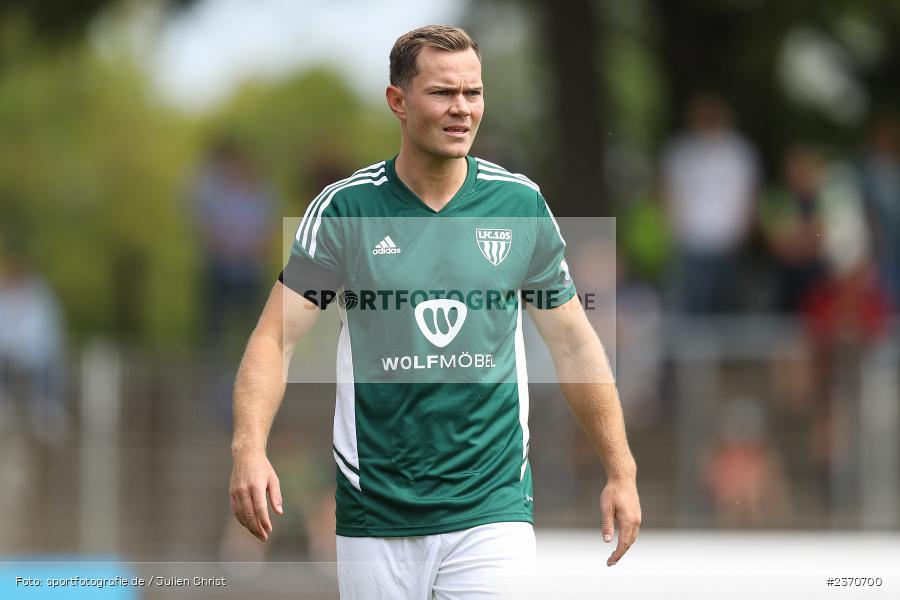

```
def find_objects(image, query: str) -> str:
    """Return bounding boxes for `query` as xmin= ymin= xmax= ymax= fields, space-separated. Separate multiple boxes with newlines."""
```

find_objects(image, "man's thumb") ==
xmin=602 ymin=503 xmax=615 ymax=543
xmin=269 ymin=475 xmax=284 ymax=516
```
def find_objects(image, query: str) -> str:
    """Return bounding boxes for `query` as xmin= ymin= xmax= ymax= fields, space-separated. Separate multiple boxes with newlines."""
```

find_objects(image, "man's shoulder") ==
xmin=472 ymin=156 xmax=541 ymax=195
xmin=311 ymin=160 xmax=391 ymax=215
xmin=323 ymin=160 xmax=389 ymax=193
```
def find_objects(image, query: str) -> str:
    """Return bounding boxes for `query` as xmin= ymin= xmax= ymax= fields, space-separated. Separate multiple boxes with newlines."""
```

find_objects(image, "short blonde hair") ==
xmin=389 ymin=25 xmax=480 ymax=89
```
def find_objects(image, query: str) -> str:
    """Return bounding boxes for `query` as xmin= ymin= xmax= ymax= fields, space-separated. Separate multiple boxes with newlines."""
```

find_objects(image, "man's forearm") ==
xmin=556 ymin=341 xmax=637 ymax=479
xmin=231 ymin=332 xmax=289 ymax=454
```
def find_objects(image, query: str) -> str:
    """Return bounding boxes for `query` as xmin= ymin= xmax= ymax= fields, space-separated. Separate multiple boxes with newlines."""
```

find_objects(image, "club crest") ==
xmin=475 ymin=228 xmax=512 ymax=266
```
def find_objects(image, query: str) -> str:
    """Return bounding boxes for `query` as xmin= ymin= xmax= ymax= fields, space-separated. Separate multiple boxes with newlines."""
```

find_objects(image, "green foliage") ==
xmin=0 ymin=0 xmax=119 ymax=48
xmin=0 ymin=27 xmax=199 ymax=345
xmin=619 ymin=195 xmax=671 ymax=282
xmin=602 ymin=35 xmax=666 ymax=146
xmin=198 ymin=69 xmax=397 ymax=340
xmin=0 ymin=24 xmax=397 ymax=348
xmin=208 ymin=68 xmax=397 ymax=219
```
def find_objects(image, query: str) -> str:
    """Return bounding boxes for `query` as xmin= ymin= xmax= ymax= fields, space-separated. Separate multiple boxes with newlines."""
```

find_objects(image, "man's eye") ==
xmin=467 ymin=91 xmax=482 ymax=96
xmin=433 ymin=91 xmax=449 ymax=96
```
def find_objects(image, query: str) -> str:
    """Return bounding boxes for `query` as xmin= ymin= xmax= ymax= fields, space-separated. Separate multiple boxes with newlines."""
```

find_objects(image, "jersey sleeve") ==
xmin=279 ymin=193 xmax=344 ymax=308
xmin=522 ymin=192 xmax=577 ymax=309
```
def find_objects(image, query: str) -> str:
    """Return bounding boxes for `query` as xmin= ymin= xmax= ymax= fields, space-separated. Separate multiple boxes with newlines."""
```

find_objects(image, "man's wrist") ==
xmin=605 ymin=462 xmax=638 ymax=482
xmin=231 ymin=439 xmax=267 ymax=457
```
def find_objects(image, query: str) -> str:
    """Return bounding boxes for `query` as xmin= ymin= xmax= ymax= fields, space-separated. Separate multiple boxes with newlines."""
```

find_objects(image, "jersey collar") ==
xmin=385 ymin=155 xmax=477 ymax=215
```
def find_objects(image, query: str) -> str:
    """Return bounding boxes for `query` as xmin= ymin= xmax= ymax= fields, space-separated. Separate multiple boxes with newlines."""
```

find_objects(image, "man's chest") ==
xmin=342 ymin=217 xmax=536 ymax=294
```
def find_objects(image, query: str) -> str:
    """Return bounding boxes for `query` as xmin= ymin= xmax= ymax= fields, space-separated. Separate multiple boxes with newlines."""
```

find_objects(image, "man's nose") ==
xmin=449 ymin=93 xmax=470 ymax=115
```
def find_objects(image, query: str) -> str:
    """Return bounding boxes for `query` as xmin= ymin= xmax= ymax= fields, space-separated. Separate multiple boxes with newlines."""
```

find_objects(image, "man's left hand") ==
xmin=601 ymin=476 xmax=641 ymax=566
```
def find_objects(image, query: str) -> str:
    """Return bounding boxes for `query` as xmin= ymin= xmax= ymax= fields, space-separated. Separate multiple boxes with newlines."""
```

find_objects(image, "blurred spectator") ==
xmin=802 ymin=264 xmax=888 ymax=349
xmin=190 ymin=138 xmax=274 ymax=349
xmin=794 ymin=163 xmax=889 ymax=496
xmin=702 ymin=398 xmax=792 ymax=528
xmin=802 ymin=162 xmax=888 ymax=349
xmin=760 ymin=145 xmax=827 ymax=312
xmin=859 ymin=116 xmax=900 ymax=309
xmin=661 ymin=93 xmax=760 ymax=313
xmin=0 ymin=243 xmax=65 ymax=445
xmin=0 ymin=242 xmax=65 ymax=551
xmin=801 ymin=264 xmax=888 ymax=484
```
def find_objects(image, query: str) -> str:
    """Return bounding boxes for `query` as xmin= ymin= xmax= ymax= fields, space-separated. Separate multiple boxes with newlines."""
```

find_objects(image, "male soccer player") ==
xmin=230 ymin=25 xmax=640 ymax=598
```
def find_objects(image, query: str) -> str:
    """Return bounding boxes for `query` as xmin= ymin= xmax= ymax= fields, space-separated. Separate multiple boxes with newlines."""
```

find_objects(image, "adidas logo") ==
xmin=372 ymin=235 xmax=401 ymax=255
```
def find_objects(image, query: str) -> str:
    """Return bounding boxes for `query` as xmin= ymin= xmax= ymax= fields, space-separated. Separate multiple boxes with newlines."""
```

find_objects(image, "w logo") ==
xmin=414 ymin=299 xmax=467 ymax=348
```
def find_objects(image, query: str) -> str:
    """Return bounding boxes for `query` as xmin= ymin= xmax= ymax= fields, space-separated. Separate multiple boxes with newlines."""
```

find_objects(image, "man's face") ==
xmin=395 ymin=47 xmax=484 ymax=160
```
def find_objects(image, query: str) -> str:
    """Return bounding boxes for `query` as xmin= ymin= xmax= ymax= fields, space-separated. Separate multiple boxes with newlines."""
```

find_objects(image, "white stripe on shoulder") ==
xmin=472 ymin=157 xmax=561 ymax=243
xmin=297 ymin=161 xmax=385 ymax=246
xmin=298 ymin=162 xmax=383 ymax=237
xmin=476 ymin=172 xmax=540 ymax=192
xmin=476 ymin=163 xmax=536 ymax=184
xmin=474 ymin=156 xmax=509 ymax=171
xmin=474 ymin=157 xmax=538 ymax=185
xmin=298 ymin=161 xmax=385 ymax=247
xmin=309 ymin=175 xmax=388 ymax=258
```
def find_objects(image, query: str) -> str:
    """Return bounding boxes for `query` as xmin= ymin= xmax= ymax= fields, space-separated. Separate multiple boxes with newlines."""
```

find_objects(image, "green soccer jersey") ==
xmin=281 ymin=155 xmax=575 ymax=537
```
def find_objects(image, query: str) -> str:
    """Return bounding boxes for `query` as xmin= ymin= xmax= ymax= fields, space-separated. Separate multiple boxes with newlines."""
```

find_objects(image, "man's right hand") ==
xmin=229 ymin=448 xmax=283 ymax=542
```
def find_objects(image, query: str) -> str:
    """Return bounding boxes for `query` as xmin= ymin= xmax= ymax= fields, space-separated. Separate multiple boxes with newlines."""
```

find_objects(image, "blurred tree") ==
xmin=469 ymin=0 xmax=900 ymax=201
xmin=201 ymin=68 xmax=397 ymax=293
xmin=464 ymin=0 xmax=611 ymax=215
xmin=0 ymin=16 xmax=396 ymax=346
xmin=0 ymin=31 xmax=199 ymax=345
xmin=0 ymin=0 xmax=205 ymax=46
xmin=534 ymin=0 xmax=609 ymax=216
xmin=5 ymin=0 xmax=899 ymax=346
xmin=207 ymin=69 xmax=396 ymax=209
xmin=0 ymin=0 xmax=118 ymax=46
xmin=646 ymin=0 xmax=900 ymax=169
xmin=465 ymin=0 xmax=663 ymax=214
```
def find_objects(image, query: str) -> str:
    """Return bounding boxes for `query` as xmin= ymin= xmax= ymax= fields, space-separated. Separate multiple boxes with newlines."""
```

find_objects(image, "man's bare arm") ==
xmin=230 ymin=281 xmax=320 ymax=541
xmin=527 ymin=295 xmax=641 ymax=566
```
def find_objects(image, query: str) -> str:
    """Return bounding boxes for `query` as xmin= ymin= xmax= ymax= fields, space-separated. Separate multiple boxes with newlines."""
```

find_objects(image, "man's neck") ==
xmin=394 ymin=149 xmax=468 ymax=212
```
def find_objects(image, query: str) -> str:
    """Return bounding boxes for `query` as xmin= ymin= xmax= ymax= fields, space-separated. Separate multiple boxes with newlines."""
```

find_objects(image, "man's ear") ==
xmin=386 ymin=85 xmax=406 ymax=120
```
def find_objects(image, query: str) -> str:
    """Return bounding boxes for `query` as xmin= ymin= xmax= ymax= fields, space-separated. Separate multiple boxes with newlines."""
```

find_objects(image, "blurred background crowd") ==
xmin=1 ymin=0 xmax=899 ymax=571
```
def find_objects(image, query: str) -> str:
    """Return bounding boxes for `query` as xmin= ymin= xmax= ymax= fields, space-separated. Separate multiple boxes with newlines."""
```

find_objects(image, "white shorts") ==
xmin=336 ymin=521 xmax=536 ymax=600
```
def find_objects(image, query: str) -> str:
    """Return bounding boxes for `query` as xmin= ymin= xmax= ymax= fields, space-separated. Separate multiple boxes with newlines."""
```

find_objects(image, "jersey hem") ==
xmin=523 ymin=283 xmax=577 ymax=309
xmin=335 ymin=511 xmax=533 ymax=538
xmin=559 ymin=284 xmax=578 ymax=306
